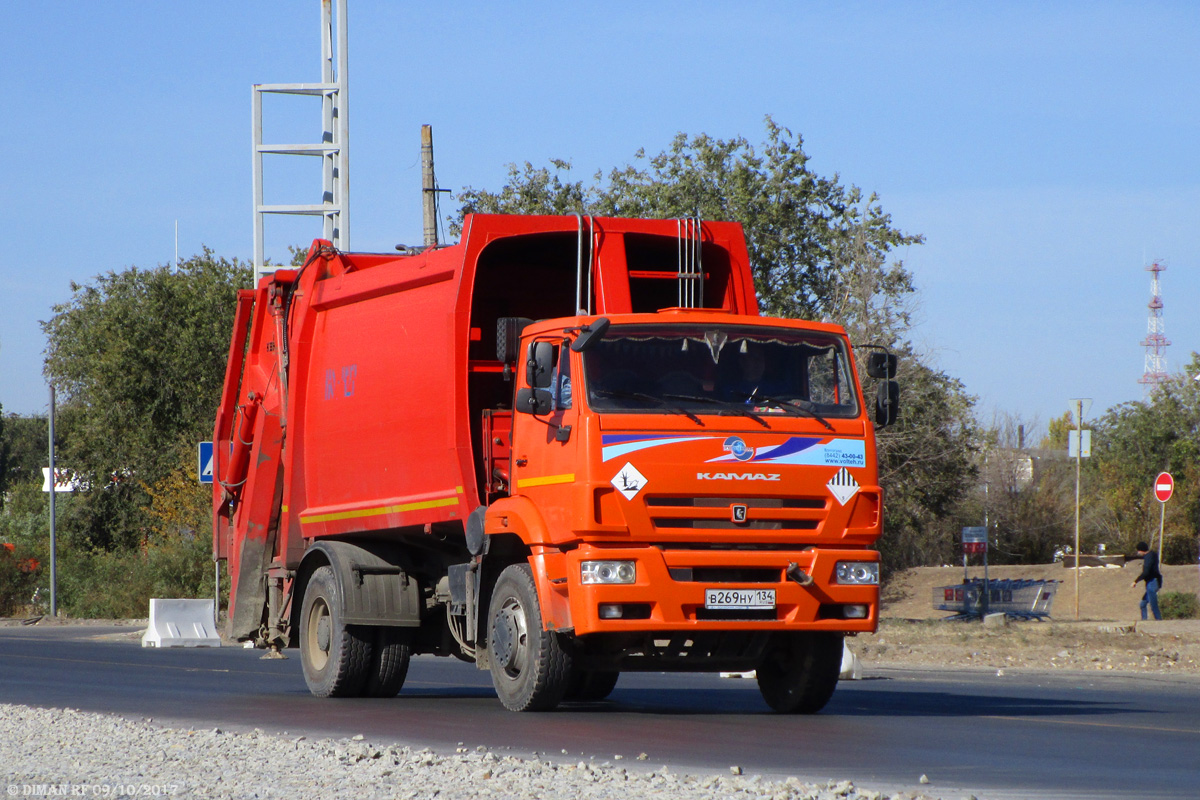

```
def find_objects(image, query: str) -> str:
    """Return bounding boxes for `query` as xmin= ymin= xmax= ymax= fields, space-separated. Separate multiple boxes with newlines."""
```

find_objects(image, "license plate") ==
xmin=704 ymin=588 xmax=776 ymax=610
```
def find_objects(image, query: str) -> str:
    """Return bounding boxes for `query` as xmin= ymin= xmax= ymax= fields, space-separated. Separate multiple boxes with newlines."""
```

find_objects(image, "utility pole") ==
xmin=421 ymin=125 xmax=438 ymax=248
xmin=983 ymin=451 xmax=989 ymax=616
xmin=48 ymin=385 xmax=58 ymax=617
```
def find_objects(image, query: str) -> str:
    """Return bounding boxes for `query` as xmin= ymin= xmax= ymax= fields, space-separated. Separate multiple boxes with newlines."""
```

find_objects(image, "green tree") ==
xmin=0 ymin=413 xmax=50 ymax=506
xmin=456 ymin=159 xmax=589 ymax=223
xmin=40 ymin=248 xmax=250 ymax=551
xmin=457 ymin=117 xmax=923 ymax=323
xmin=454 ymin=118 xmax=977 ymax=573
xmin=876 ymin=361 xmax=978 ymax=570
xmin=1043 ymin=410 xmax=1092 ymax=451
xmin=1087 ymin=357 xmax=1200 ymax=563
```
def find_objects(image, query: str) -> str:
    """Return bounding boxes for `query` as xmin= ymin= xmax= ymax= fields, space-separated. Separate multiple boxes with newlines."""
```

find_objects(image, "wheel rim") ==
xmin=493 ymin=596 xmax=528 ymax=680
xmin=306 ymin=596 xmax=332 ymax=672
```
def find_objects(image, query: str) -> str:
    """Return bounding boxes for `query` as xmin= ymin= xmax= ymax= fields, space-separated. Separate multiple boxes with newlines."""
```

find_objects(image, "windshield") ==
xmin=582 ymin=324 xmax=859 ymax=419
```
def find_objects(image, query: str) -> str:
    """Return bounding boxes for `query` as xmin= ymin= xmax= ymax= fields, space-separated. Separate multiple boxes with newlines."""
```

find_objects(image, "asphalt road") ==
xmin=2 ymin=624 xmax=1197 ymax=799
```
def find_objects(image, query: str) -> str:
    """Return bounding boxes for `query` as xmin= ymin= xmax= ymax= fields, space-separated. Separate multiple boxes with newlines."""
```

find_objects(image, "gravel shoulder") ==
xmin=1 ymin=703 xmax=945 ymax=800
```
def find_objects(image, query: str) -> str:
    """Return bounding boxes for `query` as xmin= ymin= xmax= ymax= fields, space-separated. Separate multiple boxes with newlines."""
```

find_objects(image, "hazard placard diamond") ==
xmin=612 ymin=462 xmax=648 ymax=500
xmin=827 ymin=467 xmax=859 ymax=506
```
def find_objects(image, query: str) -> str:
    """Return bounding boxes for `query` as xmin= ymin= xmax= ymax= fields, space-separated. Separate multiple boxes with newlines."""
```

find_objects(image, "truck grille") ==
xmin=668 ymin=567 xmax=780 ymax=583
xmin=653 ymin=519 xmax=817 ymax=530
xmin=644 ymin=495 xmax=826 ymax=533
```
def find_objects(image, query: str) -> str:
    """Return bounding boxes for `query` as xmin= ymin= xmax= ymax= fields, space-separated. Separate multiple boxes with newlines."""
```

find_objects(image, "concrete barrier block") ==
xmin=840 ymin=641 xmax=862 ymax=680
xmin=141 ymin=599 xmax=221 ymax=648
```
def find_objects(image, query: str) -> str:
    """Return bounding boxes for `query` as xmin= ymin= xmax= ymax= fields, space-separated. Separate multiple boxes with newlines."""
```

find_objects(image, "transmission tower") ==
xmin=1139 ymin=260 xmax=1171 ymax=394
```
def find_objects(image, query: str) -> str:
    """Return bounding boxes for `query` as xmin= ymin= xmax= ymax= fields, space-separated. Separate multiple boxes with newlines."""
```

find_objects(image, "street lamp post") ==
xmin=1069 ymin=398 xmax=1091 ymax=619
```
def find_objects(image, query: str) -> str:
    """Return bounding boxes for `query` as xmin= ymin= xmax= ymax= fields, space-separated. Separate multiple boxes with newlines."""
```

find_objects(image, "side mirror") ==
xmin=516 ymin=387 xmax=552 ymax=416
xmin=570 ymin=317 xmax=611 ymax=352
xmin=497 ymin=317 xmax=533 ymax=362
xmin=867 ymin=352 xmax=898 ymax=379
xmin=876 ymin=380 xmax=900 ymax=427
xmin=526 ymin=341 xmax=555 ymax=388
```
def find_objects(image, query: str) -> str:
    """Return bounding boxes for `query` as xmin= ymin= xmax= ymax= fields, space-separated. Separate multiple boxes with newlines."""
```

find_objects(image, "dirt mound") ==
xmin=882 ymin=561 xmax=1199 ymax=622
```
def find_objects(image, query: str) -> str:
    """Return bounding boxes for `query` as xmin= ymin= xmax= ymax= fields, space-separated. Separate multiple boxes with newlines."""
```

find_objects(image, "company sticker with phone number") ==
xmin=706 ymin=436 xmax=865 ymax=469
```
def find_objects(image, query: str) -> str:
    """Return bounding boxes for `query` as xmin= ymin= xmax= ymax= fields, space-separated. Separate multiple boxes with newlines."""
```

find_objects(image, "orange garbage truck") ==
xmin=212 ymin=213 xmax=897 ymax=712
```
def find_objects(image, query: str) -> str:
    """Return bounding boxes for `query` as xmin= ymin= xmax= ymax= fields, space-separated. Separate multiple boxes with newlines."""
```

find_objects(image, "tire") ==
xmin=299 ymin=566 xmax=373 ymax=698
xmin=487 ymin=563 xmax=573 ymax=711
xmin=564 ymin=668 xmax=620 ymax=702
xmin=756 ymin=632 xmax=843 ymax=713
xmin=362 ymin=626 xmax=411 ymax=698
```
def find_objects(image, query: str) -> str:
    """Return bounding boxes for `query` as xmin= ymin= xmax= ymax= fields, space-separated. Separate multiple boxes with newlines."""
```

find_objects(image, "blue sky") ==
xmin=3 ymin=1 xmax=1199 ymax=435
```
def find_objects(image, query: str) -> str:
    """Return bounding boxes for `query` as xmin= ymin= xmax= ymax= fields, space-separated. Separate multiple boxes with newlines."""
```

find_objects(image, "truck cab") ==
xmin=481 ymin=310 xmax=887 ymax=710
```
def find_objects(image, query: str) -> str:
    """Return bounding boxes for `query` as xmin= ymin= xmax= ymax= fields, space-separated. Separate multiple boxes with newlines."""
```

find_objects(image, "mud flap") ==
xmin=309 ymin=542 xmax=422 ymax=627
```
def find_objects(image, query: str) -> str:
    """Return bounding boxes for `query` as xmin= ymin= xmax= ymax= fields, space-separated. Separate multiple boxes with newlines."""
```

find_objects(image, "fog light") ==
xmin=581 ymin=560 xmax=636 ymax=584
xmin=834 ymin=561 xmax=879 ymax=585
xmin=599 ymin=604 xmax=624 ymax=619
xmin=843 ymin=604 xmax=869 ymax=619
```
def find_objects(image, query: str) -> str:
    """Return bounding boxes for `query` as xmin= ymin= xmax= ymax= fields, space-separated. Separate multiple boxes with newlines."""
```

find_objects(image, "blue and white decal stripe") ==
xmin=601 ymin=435 xmax=718 ymax=462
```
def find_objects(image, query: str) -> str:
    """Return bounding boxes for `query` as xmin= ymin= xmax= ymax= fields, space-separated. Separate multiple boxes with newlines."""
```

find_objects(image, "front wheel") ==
xmin=487 ymin=563 xmax=573 ymax=711
xmin=756 ymin=632 xmax=843 ymax=713
xmin=299 ymin=566 xmax=373 ymax=698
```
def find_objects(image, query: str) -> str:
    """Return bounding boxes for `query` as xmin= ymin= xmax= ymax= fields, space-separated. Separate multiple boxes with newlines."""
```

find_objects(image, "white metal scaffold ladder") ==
xmin=252 ymin=0 xmax=349 ymax=283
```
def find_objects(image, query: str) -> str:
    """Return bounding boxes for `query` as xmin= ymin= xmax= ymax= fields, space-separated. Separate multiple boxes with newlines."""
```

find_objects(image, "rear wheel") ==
xmin=487 ymin=563 xmax=573 ymax=711
xmin=299 ymin=566 xmax=373 ymax=698
xmin=362 ymin=626 xmax=411 ymax=698
xmin=564 ymin=668 xmax=620 ymax=702
xmin=756 ymin=632 xmax=843 ymax=713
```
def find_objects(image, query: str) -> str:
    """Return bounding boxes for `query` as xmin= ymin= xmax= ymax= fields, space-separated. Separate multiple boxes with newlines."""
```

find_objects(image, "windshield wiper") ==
xmin=593 ymin=389 xmax=705 ymax=426
xmin=662 ymin=392 xmax=771 ymax=428
xmin=716 ymin=404 xmax=771 ymax=428
xmin=661 ymin=392 xmax=723 ymax=406
xmin=745 ymin=393 xmax=835 ymax=431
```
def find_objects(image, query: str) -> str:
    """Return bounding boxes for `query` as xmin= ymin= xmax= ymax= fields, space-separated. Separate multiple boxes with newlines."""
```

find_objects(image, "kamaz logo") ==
xmin=697 ymin=472 xmax=781 ymax=481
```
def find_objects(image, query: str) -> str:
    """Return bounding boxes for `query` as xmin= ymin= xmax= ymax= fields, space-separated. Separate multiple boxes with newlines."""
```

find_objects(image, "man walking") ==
xmin=1131 ymin=541 xmax=1163 ymax=621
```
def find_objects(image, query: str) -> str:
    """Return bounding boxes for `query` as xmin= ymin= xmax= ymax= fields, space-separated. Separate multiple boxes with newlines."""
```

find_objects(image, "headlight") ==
xmin=581 ymin=560 xmax=636 ymax=585
xmin=834 ymin=561 xmax=879 ymax=585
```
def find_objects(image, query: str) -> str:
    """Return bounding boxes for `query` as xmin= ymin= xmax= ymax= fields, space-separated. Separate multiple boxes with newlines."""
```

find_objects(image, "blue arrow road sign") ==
xmin=198 ymin=441 xmax=214 ymax=484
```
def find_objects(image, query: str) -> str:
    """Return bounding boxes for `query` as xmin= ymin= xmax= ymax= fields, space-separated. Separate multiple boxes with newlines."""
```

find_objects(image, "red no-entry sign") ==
xmin=1154 ymin=471 xmax=1174 ymax=503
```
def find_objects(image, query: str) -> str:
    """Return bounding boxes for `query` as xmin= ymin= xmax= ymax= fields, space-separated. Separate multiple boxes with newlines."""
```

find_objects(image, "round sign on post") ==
xmin=1154 ymin=472 xmax=1174 ymax=503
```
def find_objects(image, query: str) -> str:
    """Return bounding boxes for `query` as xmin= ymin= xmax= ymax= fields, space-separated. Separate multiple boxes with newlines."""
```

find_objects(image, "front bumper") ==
xmin=558 ymin=543 xmax=879 ymax=636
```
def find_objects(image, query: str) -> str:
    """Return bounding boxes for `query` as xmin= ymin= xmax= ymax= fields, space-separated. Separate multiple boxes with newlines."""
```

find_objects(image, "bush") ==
xmin=0 ymin=546 xmax=40 ymax=616
xmin=0 ymin=507 xmax=46 ymax=617
xmin=53 ymin=535 xmax=217 ymax=619
xmin=2 ymin=529 xmax=218 ymax=620
xmin=2 ymin=464 xmax=220 ymax=619
xmin=1159 ymin=591 xmax=1200 ymax=620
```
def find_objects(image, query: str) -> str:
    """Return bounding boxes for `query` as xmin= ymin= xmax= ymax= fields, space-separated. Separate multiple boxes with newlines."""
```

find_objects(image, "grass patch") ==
xmin=1160 ymin=591 xmax=1200 ymax=620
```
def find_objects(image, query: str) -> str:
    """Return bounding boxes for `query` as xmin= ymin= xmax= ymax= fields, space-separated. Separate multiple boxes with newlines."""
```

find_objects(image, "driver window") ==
xmin=551 ymin=343 xmax=572 ymax=411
